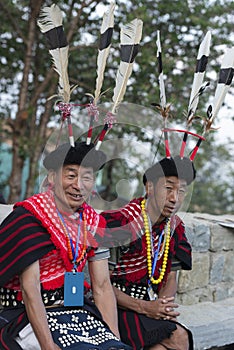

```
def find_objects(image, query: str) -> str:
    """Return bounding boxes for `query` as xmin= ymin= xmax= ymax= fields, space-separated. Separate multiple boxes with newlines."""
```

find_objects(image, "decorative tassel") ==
xmin=37 ymin=4 xmax=75 ymax=147
xmin=86 ymin=1 xmax=115 ymax=145
xmin=95 ymin=18 xmax=143 ymax=150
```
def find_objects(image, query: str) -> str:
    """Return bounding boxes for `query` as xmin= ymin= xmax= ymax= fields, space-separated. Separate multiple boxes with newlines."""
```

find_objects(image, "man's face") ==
xmin=48 ymin=164 xmax=95 ymax=212
xmin=149 ymin=176 xmax=188 ymax=222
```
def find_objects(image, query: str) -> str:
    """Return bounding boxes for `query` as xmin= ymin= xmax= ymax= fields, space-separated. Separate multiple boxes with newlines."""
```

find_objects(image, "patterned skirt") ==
xmin=0 ymin=301 xmax=132 ymax=350
xmin=47 ymin=306 xmax=132 ymax=349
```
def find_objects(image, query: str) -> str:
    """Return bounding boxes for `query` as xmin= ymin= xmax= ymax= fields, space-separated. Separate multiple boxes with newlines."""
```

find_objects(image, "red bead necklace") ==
xmin=57 ymin=210 xmax=88 ymax=268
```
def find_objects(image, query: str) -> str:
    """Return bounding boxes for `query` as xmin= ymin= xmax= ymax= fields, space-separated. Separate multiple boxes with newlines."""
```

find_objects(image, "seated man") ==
xmin=101 ymin=155 xmax=195 ymax=350
xmin=0 ymin=141 xmax=132 ymax=350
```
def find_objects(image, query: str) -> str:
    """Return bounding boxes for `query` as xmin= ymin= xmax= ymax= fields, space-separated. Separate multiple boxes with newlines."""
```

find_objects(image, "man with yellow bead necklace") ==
xmin=101 ymin=155 xmax=195 ymax=350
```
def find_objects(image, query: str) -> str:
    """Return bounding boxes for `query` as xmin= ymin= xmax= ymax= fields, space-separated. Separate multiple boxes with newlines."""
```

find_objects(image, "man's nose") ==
xmin=169 ymin=190 xmax=179 ymax=202
xmin=73 ymin=178 xmax=84 ymax=189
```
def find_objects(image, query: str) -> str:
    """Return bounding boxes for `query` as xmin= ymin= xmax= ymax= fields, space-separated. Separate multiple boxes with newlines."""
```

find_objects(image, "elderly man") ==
xmin=0 ymin=141 xmax=132 ymax=350
xmin=101 ymin=155 xmax=195 ymax=350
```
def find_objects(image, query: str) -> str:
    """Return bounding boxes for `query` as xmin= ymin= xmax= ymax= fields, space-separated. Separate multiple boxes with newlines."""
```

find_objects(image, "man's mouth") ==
xmin=165 ymin=206 xmax=176 ymax=213
xmin=68 ymin=193 xmax=83 ymax=200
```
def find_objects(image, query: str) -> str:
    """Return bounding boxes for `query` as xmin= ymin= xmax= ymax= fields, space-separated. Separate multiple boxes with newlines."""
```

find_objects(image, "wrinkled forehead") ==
xmin=51 ymin=164 xmax=94 ymax=177
xmin=157 ymin=176 xmax=188 ymax=188
xmin=62 ymin=164 xmax=94 ymax=175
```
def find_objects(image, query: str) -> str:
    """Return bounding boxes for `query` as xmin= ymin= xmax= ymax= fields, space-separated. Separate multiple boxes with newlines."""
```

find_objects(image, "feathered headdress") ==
xmin=38 ymin=3 xmax=143 ymax=154
xmin=86 ymin=1 xmax=115 ymax=145
xmin=179 ymin=31 xmax=211 ymax=158
xmin=155 ymin=31 xmax=234 ymax=162
xmin=95 ymin=18 xmax=143 ymax=150
xmin=156 ymin=30 xmax=168 ymax=116
xmin=190 ymin=46 xmax=234 ymax=160
xmin=37 ymin=4 xmax=76 ymax=147
xmin=155 ymin=30 xmax=171 ymax=158
xmin=186 ymin=32 xmax=212 ymax=125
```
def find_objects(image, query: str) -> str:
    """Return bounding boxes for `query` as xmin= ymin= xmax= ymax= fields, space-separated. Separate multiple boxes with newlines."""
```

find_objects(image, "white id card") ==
xmin=147 ymin=284 xmax=157 ymax=301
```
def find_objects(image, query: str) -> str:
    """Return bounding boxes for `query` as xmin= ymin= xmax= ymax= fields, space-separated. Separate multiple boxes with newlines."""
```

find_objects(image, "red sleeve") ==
xmin=170 ymin=216 xmax=192 ymax=270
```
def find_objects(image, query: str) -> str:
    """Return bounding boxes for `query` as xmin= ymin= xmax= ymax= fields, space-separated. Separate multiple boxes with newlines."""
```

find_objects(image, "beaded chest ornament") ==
xmin=141 ymin=198 xmax=170 ymax=300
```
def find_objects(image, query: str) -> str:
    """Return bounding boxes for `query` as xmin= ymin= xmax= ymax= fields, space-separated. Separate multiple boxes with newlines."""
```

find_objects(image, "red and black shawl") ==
xmin=102 ymin=197 xmax=192 ymax=292
xmin=0 ymin=190 xmax=106 ymax=349
xmin=0 ymin=189 xmax=106 ymax=288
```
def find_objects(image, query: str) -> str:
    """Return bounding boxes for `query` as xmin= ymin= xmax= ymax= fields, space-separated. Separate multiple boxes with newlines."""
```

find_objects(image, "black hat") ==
xmin=43 ymin=141 xmax=106 ymax=172
xmin=143 ymin=155 xmax=196 ymax=186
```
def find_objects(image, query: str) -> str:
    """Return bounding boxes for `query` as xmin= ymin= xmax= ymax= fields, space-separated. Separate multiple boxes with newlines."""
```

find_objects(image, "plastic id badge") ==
xmin=64 ymin=271 xmax=84 ymax=306
xmin=147 ymin=284 xmax=157 ymax=301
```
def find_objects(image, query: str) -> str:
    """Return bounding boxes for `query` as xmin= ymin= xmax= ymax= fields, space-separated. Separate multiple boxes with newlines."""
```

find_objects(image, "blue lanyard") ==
xmin=150 ymin=229 xmax=164 ymax=279
xmin=57 ymin=209 xmax=82 ymax=271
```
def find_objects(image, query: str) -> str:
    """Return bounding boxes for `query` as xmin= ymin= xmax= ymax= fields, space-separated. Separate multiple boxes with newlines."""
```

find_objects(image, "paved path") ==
xmin=178 ymin=297 xmax=234 ymax=350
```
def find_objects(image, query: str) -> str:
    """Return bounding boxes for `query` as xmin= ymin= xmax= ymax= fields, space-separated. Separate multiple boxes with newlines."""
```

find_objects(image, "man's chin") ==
xmin=163 ymin=209 xmax=175 ymax=218
xmin=55 ymin=198 xmax=84 ymax=213
xmin=68 ymin=196 xmax=87 ymax=210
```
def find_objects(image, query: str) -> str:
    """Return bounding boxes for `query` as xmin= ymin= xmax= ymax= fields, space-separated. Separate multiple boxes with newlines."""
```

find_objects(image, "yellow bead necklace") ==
xmin=141 ymin=198 xmax=171 ymax=284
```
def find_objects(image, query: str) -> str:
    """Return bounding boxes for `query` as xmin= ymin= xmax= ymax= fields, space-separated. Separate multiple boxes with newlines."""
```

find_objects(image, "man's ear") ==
xmin=47 ymin=170 xmax=56 ymax=186
xmin=145 ymin=181 xmax=154 ymax=197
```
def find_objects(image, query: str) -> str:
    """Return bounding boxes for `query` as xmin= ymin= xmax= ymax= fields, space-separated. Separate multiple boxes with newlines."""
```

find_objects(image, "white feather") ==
xmin=156 ymin=30 xmax=167 ymax=109
xmin=50 ymin=46 xmax=70 ymax=102
xmin=94 ymin=1 xmax=115 ymax=105
xmin=37 ymin=4 xmax=63 ymax=33
xmin=187 ymin=31 xmax=211 ymax=120
xmin=209 ymin=47 xmax=234 ymax=123
xmin=38 ymin=4 xmax=71 ymax=103
xmin=112 ymin=18 xmax=143 ymax=114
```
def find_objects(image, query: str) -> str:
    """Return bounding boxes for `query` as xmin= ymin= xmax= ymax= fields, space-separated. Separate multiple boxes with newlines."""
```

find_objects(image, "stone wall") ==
xmin=176 ymin=212 xmax=234 ymax=305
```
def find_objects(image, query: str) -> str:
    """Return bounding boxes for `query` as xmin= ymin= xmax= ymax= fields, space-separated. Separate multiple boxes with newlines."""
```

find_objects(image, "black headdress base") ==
xmin=143 ymin=156 xmax=196 ymax=186
xmin=43 ymin=141 xmax=106 ymax=172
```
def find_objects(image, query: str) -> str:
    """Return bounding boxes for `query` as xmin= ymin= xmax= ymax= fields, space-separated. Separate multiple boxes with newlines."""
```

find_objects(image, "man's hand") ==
xmin=141 ymin=296 xmax=180 ymax=320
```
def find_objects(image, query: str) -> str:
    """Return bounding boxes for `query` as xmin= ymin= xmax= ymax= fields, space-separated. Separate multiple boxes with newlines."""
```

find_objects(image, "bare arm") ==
xmin=113 ymin=282 xmax=180 ymax=320
xmin=158 ymin=270 xmax=180 ymax=320
xmin=19 ymin=261 xmax=61 ymax=350
xmin=158 ymin=270 xmax=178 ymax=298
xmin=88 ymin=259 xmax=120 ymax=338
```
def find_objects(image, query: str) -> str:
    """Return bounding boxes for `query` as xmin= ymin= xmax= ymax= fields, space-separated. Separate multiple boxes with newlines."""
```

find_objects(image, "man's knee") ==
xmin=162 ymin=324 xmax=189 ymax=350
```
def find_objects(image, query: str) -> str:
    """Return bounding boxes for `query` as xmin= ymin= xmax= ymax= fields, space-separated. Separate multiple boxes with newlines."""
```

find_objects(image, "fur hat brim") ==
xmin=43 ymin=141 xmax=106 ymax=172
xmin=143 ymin=156 xmax=196 ymax=186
